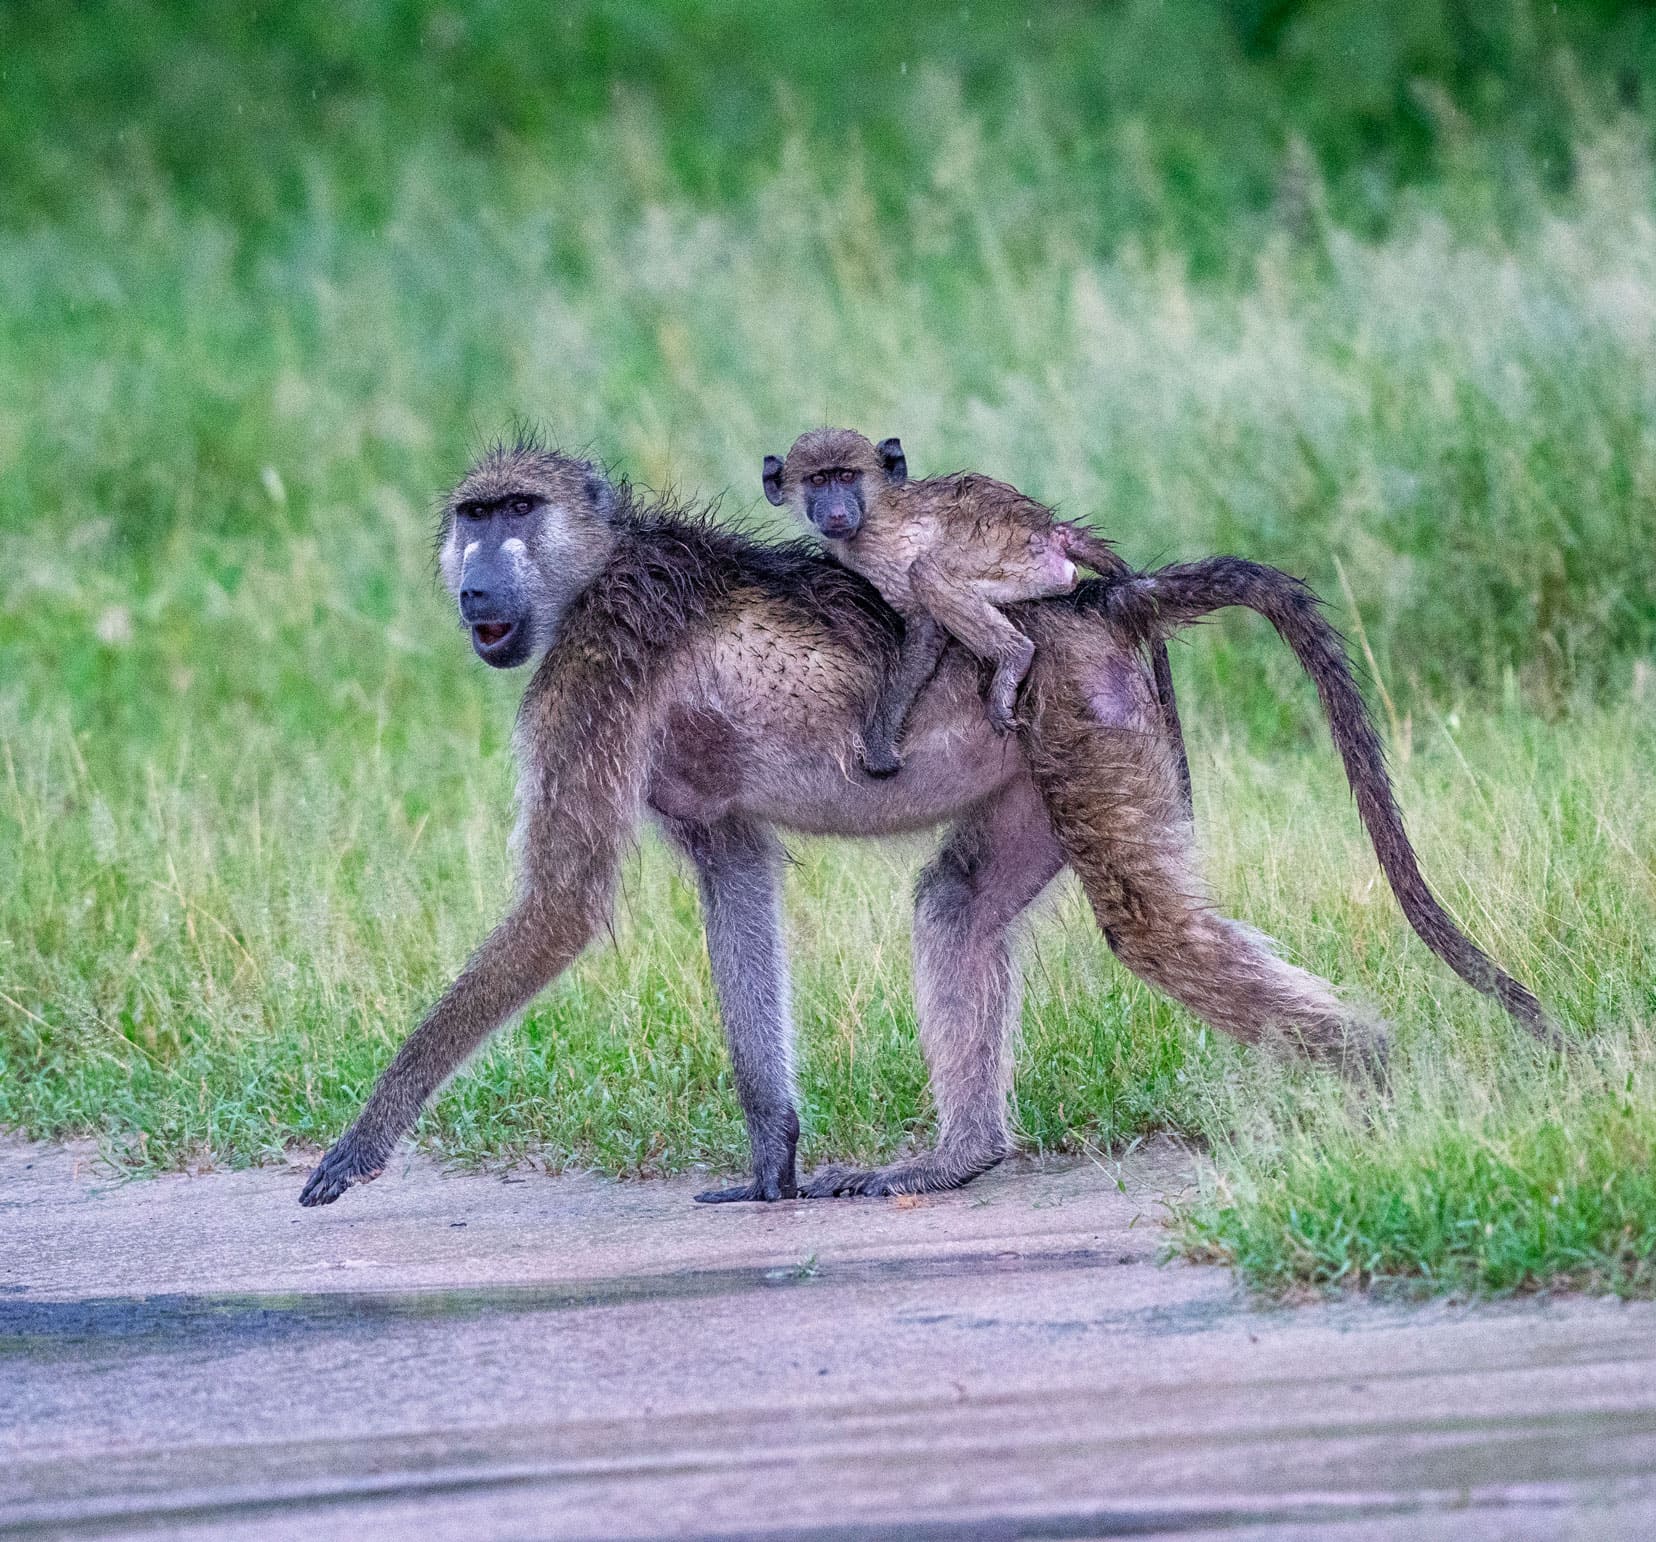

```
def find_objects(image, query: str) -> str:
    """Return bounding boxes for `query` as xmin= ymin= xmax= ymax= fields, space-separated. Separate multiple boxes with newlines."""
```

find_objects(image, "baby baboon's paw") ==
xmin=856 ymin=725 xmax=904 ymax=779
xmin=298 ymin=1133 xmax=385 ymax=1207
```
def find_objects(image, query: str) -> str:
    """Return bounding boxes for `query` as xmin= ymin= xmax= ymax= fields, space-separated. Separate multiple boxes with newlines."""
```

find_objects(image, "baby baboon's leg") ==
xmin=860 ymin=613 xmax=947 ymax=777
xmin=1024 ymin=643 xmax=1385 ymax=1073
xmin=909 ymin=558 xmax=1036 ymax=736
xmin=665 ymin=816 xmax=801 ymax=1202
xmin=802 ymin=776 xmax=1064 ymax=1198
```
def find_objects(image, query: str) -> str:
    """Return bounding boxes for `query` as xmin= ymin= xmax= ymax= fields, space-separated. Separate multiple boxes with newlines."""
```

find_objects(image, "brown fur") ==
xmin=765 ymin=428 xmax=1189 ymax=806
xmin=298 ymin=442 xmax=1552 ymax=1210
xmin=1083 ymin=559 xmax=1559 ymax=1045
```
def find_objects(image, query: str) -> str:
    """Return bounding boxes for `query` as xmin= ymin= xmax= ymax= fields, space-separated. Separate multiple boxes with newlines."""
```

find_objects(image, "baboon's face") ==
xmin=437 ymin=447 xmax=618 ymax=667
xmin=762 ymin=428 xmax=908 ymax=542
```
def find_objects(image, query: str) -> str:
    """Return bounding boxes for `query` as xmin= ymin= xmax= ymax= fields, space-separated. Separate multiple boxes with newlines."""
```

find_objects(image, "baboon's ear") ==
xmin=762 ymin=454 xmax=786 ymax=507
xmin=876 ymin=437 xmax=907 ymax=485
xmin=584 ymin=470 xmax=616 ymax=520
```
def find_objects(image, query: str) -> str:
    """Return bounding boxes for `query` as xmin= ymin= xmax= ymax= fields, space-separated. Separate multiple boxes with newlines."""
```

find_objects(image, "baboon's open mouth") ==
xmin=470 ymin=619 xmax=528 ymax=665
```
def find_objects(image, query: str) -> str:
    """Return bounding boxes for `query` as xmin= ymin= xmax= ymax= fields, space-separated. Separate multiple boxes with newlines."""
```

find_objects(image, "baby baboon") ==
xmin=763 ymin=427 xmax=1180 ymax=780
xmin=298 ymin=440 xmax=1553 ymax=1213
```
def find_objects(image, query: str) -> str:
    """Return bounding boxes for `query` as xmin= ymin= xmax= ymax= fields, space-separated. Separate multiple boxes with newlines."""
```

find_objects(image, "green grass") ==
xmin=3 ymin=1 xmax=1656 ymax=1296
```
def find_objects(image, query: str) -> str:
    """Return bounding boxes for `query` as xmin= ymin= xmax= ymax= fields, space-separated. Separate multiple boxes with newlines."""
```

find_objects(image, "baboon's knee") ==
xmin=915 ymin=839 xmax=985 ymax=930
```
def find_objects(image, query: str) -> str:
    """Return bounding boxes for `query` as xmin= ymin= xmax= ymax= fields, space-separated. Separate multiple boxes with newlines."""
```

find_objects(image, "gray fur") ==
xmin=300 ymin=443 xmax=1547 ymax=1210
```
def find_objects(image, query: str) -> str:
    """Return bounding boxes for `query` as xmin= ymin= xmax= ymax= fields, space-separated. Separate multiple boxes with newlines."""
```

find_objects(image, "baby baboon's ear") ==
xmin=875 ymin=437 xmax=908 ymax=485
xmin=584 ymin=470 xmax=616 ymax=520
xmin=762 ymin=454 xmax=786 ymax=507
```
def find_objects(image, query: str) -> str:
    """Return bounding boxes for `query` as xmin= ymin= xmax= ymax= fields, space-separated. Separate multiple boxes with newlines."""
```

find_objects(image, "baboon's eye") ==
xmin=809 ymin=472 xmax=827 ymax=487
xmin=838 ymin=469 xmax=856 ymax=484
xmin=458 ymin=502 xmax=484 ymax=520
xmin=510 ymin=498 xmax=534 ymax=515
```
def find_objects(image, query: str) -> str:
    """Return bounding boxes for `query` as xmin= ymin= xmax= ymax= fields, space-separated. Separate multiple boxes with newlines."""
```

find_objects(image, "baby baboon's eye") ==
xmin=838 ymin=469 xmax=856 ymax=484
xmin=511 ymin=498 xmax=534 ymax=515
xmin=809 ymin=472 xmax=827 ymax=486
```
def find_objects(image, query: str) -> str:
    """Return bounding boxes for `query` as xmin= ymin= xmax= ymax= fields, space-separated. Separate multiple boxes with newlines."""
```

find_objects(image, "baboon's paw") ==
xmin=856 ymin=734 xmax=903 ymax=779
xmin=859 ymin=753 xmax=903 ymax=779
xmin=800 ymin=1163 xmax=919 ymax=1199
xmin=693 ymin=1177 xmax=795 ymax=1204
xmin=298 ymin=1136 xmax=384 ymax=1207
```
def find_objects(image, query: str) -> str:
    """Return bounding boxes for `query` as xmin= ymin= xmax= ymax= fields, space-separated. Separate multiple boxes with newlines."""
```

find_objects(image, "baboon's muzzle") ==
xmin=459 ymin=581 xmax=532 ymax=668
xmin=808 ymin=484 xmax=863 ymax=540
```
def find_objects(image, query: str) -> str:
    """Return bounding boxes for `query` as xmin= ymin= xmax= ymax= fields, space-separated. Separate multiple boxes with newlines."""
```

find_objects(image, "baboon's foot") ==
xmin=985 ymin=698 xmax=1023 ymax=737
xmin=694 ymin=1174 xmax=798 ymax=1204
xmin=696 ymin=1111 xmax=799 ymax=1202
xmin=858 ymin=734 xmax=904 ymax=779
xmin=298 ymin=1131 xmax=387 ymax=1207
xmin=800 ymin=1146 xmax=1005 ymax=1199
xmin=1288 ymin=1015 xmax=1391 ymax=1089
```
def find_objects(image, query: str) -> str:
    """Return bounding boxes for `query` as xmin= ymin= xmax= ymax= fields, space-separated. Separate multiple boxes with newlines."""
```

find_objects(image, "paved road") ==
xmin=3 ymin=1137 xmax=1655 ymax=1539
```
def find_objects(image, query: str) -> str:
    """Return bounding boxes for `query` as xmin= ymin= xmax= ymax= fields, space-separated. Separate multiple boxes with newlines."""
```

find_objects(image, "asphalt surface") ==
xmin=4 ymin=1136 xmax=1656 ymax=1540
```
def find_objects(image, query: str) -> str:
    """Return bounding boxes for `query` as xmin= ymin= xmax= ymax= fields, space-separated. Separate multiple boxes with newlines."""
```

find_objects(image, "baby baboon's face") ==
xmin=437 ymin=446 xmax=618 ymax=667
xmin=762 ymin=427 xmax=907 ymax=543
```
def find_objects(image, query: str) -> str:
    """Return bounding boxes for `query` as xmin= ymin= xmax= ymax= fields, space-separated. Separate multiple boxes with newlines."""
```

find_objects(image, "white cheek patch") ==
xmin=501 ymin=537 xmax=527 ymax=559
xmin=463 ymin=540 xmax=480 ymax=561
xmin=438 ymin=534 xmax=464 ymax=589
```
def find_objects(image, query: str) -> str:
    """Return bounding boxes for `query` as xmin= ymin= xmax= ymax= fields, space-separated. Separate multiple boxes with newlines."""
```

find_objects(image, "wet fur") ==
xmin=767 ymin=428 xmax=1190 ymax=803
xmin=300 ymin=444 xmax=1552 ymax=1209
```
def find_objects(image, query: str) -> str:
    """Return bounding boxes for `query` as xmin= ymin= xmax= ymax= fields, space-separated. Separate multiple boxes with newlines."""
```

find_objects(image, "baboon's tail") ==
xmin=1060 ymin=526 xmax=1192 ymax=816
xmin=1097 ymin=556 xmax=1559 ymax=1045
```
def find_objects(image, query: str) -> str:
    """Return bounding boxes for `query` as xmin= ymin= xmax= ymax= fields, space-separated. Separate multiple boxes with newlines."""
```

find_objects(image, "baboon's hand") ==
xmin=694 ymin=1175 xmax=797 ymax=1203
xmin=298 ymin=1131 xmax=386 ymax=1207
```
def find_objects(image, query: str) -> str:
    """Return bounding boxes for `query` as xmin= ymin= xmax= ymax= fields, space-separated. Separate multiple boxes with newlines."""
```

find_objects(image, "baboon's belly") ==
xmin=736 ymin=723 xmax=1022 ymax=837
xmin=655 ymin=637 xmax=1021 ymax=837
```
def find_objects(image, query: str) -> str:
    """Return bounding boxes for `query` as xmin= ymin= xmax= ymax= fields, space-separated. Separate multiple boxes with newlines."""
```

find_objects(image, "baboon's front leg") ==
xmin=802 ymin=776 xmax=1063 ymax=1198
xmin=664 ymin=816 xmax=801 ymax=1202
xmin=860 ymin=613 xmax=947 ymax=777
xmin=301 ymin=680 xmax=645 ymax=1207
xmin=298 ymin=893 xmax=601 ymax=1205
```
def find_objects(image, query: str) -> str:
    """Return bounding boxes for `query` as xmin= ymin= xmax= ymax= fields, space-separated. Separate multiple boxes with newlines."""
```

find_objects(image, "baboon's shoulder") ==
xmin=579 ymin=504 xmax=899 ymax=661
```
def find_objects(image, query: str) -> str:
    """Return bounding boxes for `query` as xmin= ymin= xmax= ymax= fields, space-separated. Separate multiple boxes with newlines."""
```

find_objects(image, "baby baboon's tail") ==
xmin=1060 ymin=525 xmax=1191 ymax=816
xmin=1097 ymin=556 xmax=1559 ymax=1046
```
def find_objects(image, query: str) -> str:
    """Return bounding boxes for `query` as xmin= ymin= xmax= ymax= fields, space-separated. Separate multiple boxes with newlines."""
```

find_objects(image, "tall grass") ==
xmin=2 ymin=2 xmax=1654 ymax=1293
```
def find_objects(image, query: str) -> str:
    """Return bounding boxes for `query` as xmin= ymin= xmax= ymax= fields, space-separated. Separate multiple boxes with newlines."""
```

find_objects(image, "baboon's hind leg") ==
xmin=1026 ymin=641 xmax=1386 ymax=1075
xmin=802 ymin=776 xmax=1064 ymax=1198
xmin=909 ymin=557 xmax=1037 ymax=736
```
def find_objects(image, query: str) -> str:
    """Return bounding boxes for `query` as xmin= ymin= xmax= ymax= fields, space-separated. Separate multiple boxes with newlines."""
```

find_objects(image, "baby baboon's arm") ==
xmin=860 ymin=612 xmax=948 ymax=777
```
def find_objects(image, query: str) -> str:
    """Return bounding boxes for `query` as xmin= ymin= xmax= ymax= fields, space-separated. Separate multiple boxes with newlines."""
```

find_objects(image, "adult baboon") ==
xmin=299 ymin=440 xmax=1552 ymax=1208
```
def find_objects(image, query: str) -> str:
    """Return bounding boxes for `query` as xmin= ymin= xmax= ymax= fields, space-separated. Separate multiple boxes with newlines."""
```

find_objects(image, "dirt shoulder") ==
xmin=4 ymin=1138 xmax=1655 ymax=1539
